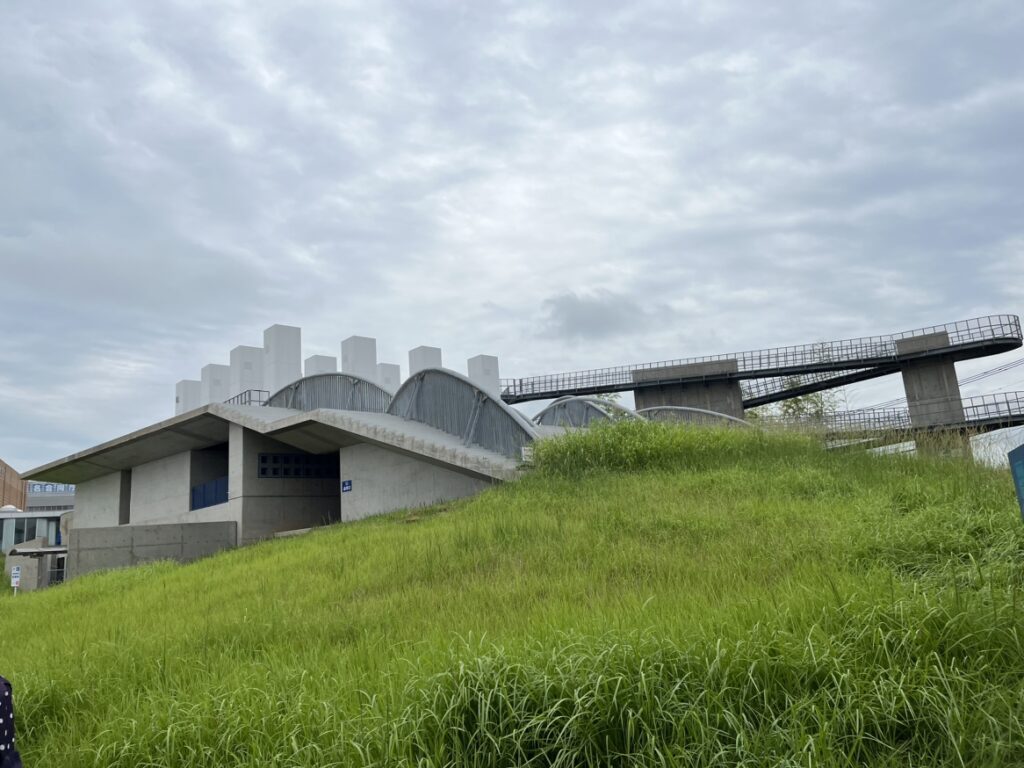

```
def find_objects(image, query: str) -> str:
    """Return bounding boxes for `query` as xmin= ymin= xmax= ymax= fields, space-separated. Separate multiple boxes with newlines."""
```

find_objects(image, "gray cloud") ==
xmin=1 ymin=0 xmax=1023 ymax=469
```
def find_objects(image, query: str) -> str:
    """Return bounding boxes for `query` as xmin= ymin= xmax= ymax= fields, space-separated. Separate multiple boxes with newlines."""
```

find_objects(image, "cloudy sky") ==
xmin=2 ymin=0 xmax=1023 ymax=471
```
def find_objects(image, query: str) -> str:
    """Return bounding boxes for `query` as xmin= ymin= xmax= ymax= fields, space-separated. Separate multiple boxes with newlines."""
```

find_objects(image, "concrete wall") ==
xmin=305 ymin=355 xmax=337 ymax=376
xmin=0 ymin=457 xmax=26 ymax=510
xmin=230 ymin=345 xmax=265 ymax=396
xmin=264 ymin=324 xmax=302 ymax=394
xmin=341 ymin=335 xmax=378 ymax=380
xmin=176 ymin=379 xmax=202 ymax=415
xmin=229 ymin=424 xmax=340 ymax=544
xmin=129 ymin=453 xmax=191 ymax=525
xmin=632 ymin=360 xmax=744 ymax=418
xmin=201 ymin=363 xmax=231 ymax=405
xmin=74 ymin=472 xmax=126 ymax=528
xmin=377 ymin=362 xmax=401 ymax=393
xmin=338 ymin=443 xmax=493 ymax=522
xmin=409 ymin=346 xmax=442 ymax=376
xmin=67 ymin=521 xmax=237 ymax=578
xmin=3 ymin=541 xmax=53 ymax=592
xmin=467 ymin=355 xmax=500 ymax=397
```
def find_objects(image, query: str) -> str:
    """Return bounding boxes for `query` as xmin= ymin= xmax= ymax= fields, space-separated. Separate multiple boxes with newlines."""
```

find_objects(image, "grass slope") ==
xmin=1 ymin=422 xmax=1022 ymax=766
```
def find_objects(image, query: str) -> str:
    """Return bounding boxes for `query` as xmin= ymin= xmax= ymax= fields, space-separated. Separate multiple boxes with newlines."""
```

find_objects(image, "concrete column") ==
xmin=229 ymin=345 xmax=265 ymax=397
xmin=341 ymin=336 xmax=378 ymax=380
xmin=409 ymin=346 xmax=442 ymax=376
xmin=263 ymin=324 xmax=302 ymax=395
xmin=631 ymin=359 xmax=744 ymax=419
xmin=377 ymin=362 xmax=401 ymax=393
xmin=175 ymin=380 xmax=201 ymax=415
xmin=467 ymin=354 xmax=500 ymax=397
xmin=200 ymin=364 xmax=231 ymax=405
xmin=304 ymin=355 xmax=337 ymax=376
xmin=896 ymin=333 xmax=965 ymax=428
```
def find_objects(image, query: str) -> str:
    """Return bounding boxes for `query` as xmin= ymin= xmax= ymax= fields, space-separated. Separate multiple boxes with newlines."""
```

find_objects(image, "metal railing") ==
xmin=774 ymin=391 xmax=1024 ymax=434
xmin=224 ymin=390 xmax=270 ymax=407
xmin=500 ymin=314 xmax=1021 ymax=402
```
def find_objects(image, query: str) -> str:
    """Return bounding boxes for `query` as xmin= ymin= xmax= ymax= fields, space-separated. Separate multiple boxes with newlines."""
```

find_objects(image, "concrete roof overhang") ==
xmin=24 ymin=409 xmax=232 ymax=483
xmin=25 ymin=404 xmax=520 ymax=485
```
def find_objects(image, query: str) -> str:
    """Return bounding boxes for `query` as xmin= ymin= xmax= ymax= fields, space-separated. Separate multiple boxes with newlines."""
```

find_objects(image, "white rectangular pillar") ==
xmin=304 ymin=355 xmax=337 ymax=376
xmin=229 ymin=345 xmax=265 ymax=397
xmin=200 ymin=364 xmax=231 ymax=405
xmin=263 ymin=325 xmax=302 ymax=395
xmin=175 ymin=380 xmax=201 ymax=415
xmin=409 ymin=345 xmax=442 ymax=376
xmin=467 ymin=354 xmax=500 ymax=397
xmin=341 ymin=336 xmax=378 ymax=381
xmin=377 ymin=362 xmax=401 ymax=393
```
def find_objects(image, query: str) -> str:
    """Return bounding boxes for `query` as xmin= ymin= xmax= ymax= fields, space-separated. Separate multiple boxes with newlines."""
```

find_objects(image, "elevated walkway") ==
xmin=500 ymin=315 xmax=1022 ymax=408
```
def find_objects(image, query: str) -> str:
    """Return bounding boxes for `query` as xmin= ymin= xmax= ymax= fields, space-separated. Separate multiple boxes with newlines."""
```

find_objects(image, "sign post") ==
xmin=10 ymin=565 xmax=21 ymax=595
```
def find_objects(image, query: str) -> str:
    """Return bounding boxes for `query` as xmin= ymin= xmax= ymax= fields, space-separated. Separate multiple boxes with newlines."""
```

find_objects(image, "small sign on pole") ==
xmin=1009 ymin=443 xmax=1024 ymax=522
xmin=10 ymin=565 xmax=21 ymax=593
xmin=341 ymin=480 xmax=353 ymax=493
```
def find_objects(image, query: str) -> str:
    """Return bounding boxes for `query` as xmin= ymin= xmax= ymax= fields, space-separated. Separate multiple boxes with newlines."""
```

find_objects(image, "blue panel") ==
xmin=1009 ymin=444 xmax=1024 ymax=522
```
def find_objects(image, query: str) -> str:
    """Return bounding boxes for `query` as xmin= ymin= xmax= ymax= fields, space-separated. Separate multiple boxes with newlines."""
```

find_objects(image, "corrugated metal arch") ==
xmin=388 ymin=368 xmax=537 ymax=459
xmin=534 ymin=396 xmax=639 ymax=428
xmin=265 ymin=373 xmax=393 ymax=413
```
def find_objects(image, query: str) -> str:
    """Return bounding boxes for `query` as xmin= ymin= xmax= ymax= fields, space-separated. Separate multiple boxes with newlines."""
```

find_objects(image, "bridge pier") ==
xmin=632 ymin=360 xmax=744 ymax=419
xmin=896 ymin=333 xmax=966 ymax=428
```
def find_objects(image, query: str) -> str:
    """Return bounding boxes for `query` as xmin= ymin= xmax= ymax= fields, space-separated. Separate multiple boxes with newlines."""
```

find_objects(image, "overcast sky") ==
xmin=2 ymin=0 xmax=1023 ymax=472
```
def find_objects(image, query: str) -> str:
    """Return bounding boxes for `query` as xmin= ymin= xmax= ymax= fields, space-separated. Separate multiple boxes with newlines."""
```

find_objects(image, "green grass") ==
xmin=1 ymin=422 xmax=1023 ymax=766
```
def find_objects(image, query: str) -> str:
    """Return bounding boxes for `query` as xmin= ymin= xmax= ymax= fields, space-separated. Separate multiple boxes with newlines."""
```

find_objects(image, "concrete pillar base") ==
xmin=632 ymin=360 xmax=744 ymax=419
xmin=896 ymin=334 xmax=965 ymax=429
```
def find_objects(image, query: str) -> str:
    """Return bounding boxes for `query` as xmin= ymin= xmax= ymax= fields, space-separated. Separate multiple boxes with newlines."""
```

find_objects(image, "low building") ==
xmin=25 ymin=369 xmax=539 ymax=582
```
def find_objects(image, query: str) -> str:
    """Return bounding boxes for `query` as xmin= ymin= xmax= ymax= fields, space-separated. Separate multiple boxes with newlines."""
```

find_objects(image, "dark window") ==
xmin=257 ymin=453 xmax=338 ymax=479
xmin=190 ymin=476 xmax=228 ymax=511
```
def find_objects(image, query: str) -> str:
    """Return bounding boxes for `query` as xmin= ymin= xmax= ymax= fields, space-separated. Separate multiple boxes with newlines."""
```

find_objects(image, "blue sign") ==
xmin=341 ymin=480 xmax=353 ymax=493
xmin=1009 ymin=444 xmax=1024 ymax=522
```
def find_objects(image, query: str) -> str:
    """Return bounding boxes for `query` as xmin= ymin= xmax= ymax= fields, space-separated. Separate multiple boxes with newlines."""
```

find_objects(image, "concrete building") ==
xmin=341 ymin=336 xmax=378 ymax=381
xmin=229 ymin=345 xmax=265 ymax=397
xmin=377 ymin=363 xmax=401 ymax=393
xmin=175 ymin=380 xmax=202 ymax=415
xmin=409 ymin=346 xmax=442 ymax=376
xmin=26 ymin=369 xmax=539 ymax=581
xmin=0 ymin=458 xmax=26 ymax=510
xmin=200 ymin=364 xmax=231 ymax=406
xmin=264 ymin=324 xmax=302 ymax=395
xmin=467 ymin=355 xmax=500 ymax=397
xmin=305 ymin=355 xmax=337 ymax=376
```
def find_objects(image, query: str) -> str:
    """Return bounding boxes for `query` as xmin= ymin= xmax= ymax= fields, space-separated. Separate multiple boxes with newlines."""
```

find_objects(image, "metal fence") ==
xmin=500 ymin=314 xmax=1022 ymax=402
xmin=775 ymin=391 xmax=1024 ymax=434
xmin=388 ymin=369 xmax=537 ymax=459
xmin=224 ymin=390 xmax=269 ymax=406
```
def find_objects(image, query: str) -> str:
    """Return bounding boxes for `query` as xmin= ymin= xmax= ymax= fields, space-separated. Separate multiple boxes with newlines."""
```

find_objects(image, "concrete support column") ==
xmin=896 ymin=334 xmax=965 ymax=428
xmin=631 ymin=360 xmax=745 ymax=419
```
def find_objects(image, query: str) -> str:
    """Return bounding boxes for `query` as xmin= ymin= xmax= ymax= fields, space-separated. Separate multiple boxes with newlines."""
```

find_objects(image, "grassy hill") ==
xmin=2 ymin=422 xmax=1022 ymax=766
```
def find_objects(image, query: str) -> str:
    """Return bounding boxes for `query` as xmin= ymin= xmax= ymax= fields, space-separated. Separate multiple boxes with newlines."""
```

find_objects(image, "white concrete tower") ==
xmin=264 ymin=324 xmax=302 ymax=395
xmin=467 ymin=355 xmax=500 ymax=397
xmin=304 ymin=355 xmax=337 ymax=376
xmin=229 ymin=345 xmax=265 ymax=397
xmin=200 ymin=364 xmax=231 ymax=405
xmin=175 ymin=380 xmax=202 ymax=415
xmin=341 ymin=336 xmax=378 ymax=381
xmin=409 ymin=345 xmax=442 ymax=376
xmin=377 ymin=363 xmax=401 ymax=393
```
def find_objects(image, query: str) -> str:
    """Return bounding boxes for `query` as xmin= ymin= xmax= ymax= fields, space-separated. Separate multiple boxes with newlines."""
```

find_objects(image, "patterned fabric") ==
xmin=0 ymin=676 xmax=22 ymax=768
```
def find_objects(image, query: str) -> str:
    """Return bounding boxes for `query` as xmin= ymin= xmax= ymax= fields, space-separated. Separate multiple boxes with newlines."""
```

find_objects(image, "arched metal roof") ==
xmin=533 ymin=396 xmax=639 ymax=428
xmin=265 ymin=373 xmax=393 ymax=413
xmin=636 ymin=406 xmax=752 ymax=428
xmin=388 ymin=368 xmax=537 ymax=459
